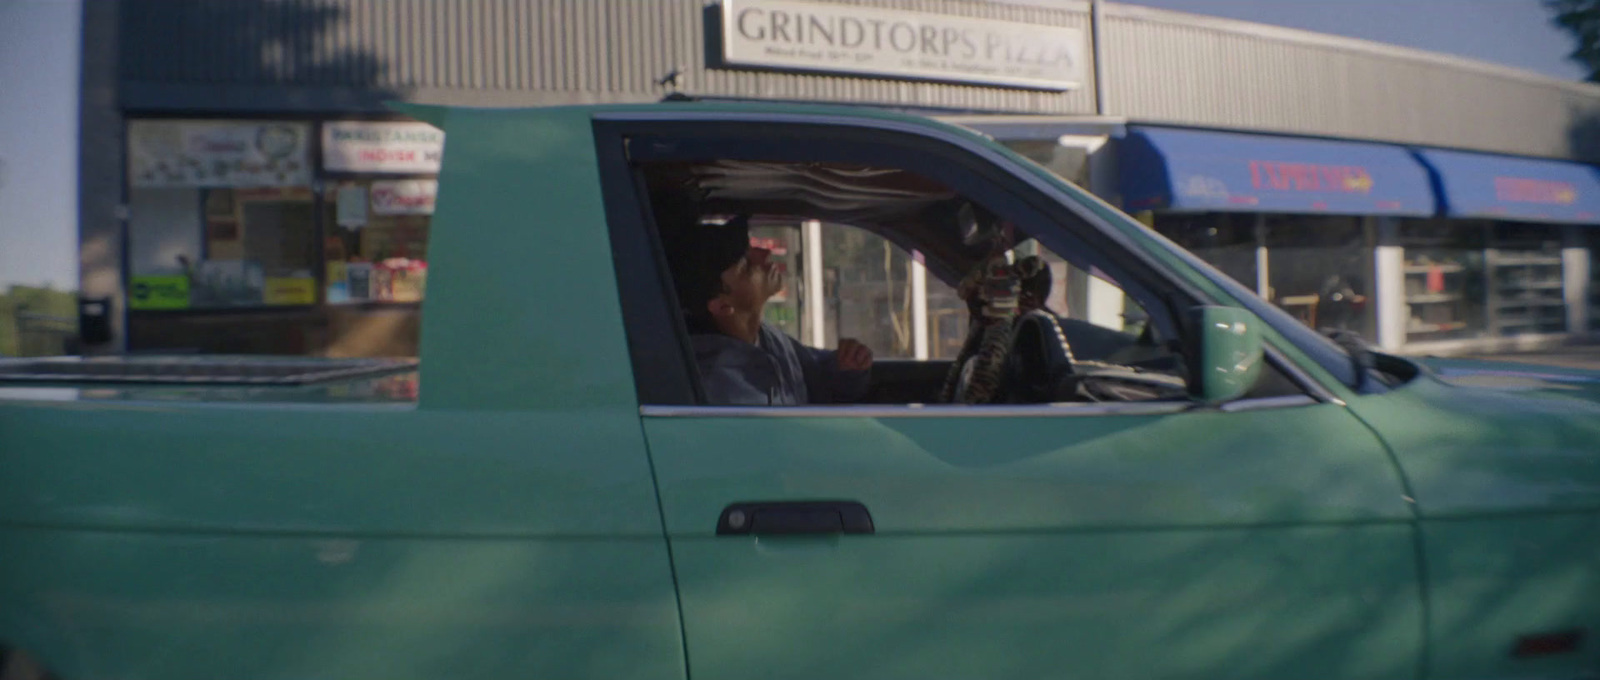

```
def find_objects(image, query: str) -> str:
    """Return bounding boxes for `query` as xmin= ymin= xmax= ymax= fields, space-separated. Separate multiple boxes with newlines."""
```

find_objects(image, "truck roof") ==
xmin=391 ymin=99 xmax=993 ymax=140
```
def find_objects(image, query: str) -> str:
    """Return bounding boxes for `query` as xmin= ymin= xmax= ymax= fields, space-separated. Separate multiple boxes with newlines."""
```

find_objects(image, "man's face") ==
xmin=716 ymin=247 xmax=783 ymax=314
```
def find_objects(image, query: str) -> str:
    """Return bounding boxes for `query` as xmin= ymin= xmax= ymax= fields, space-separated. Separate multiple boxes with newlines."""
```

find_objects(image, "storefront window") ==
xmin=127 ymin=120 xmax=316 ymax=312
xmin=808 ymin=224 xmax=1137 ymax=362
xmin=123 ymin=119 xmax=443 ymax=356
xmin=1151 ymin=213 xmax=1258 ymax=292
xmin=1399 ymin=219 xmax=1488 ymax=342
xmin=739 ymin=220 xmax=969 ymax=360
xmin=323 ymin=179 xmax=432 ymax=303
xmin=1488 ymin=222 xmax=1566 ymax=336
xmin=822 ymin=223 xmax=930 ymax=360
xmin=1262 ymin=215 xmax=1374 ymax=338
xmin=320 ymin=121 xmax=443 ymax=306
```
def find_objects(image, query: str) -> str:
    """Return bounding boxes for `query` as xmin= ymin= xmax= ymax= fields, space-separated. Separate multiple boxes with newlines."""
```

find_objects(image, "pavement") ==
xmin=1459 ymin=343 xmax=1600 ymax=371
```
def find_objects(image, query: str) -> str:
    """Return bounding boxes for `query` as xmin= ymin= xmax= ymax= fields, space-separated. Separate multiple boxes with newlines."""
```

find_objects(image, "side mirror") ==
xmin=1186 ymin=306 xmax=1265 ymax=405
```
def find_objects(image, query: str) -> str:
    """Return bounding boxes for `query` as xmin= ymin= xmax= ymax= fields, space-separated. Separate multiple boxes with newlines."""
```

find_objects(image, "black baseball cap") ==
xmin=666 ymin=215 xmax=751 ymax=318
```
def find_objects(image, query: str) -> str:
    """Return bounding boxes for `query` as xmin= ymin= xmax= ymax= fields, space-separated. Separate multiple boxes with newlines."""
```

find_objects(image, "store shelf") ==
xmin=1406 ymin=293 xmax=1463 ymax=304
xmin=1404 ymin=263 xmax=1465 ymax=274
xmin=1407 ymin=320 xmax=1470 ymax=334
xmin=1496 ymin=300 xmax=1566 ymax=309
xmin=1491 ymin=255 xmax=1564 ymax=267
xmin=1497 ymin=321 xmax=1566 ymax=332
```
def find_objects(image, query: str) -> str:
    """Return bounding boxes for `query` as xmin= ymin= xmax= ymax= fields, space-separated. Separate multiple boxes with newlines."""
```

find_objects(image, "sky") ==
xmin=1115 ymin=0 xmax=1588 ymax=81
xmin=0 ymin=0 xmax=81 ymax=293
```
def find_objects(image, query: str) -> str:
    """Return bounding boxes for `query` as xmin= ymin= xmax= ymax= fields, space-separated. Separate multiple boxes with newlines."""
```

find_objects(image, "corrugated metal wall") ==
xmin=118 ymin=0 xmax=1097 ymax=115
xmin=116 ymin=0 xmax=1600 ymax=160
xmin=1103 ymin=3 xmax=1600 ymax=160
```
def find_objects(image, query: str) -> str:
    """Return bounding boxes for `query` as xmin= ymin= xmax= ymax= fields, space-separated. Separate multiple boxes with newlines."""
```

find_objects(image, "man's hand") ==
xmin=836 ymin=338 xmax=874 ymax=371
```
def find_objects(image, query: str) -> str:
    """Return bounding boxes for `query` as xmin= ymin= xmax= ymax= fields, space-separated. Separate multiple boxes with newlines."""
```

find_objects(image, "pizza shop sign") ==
xmin=720 ymin=0 xmax=1085 ymax=91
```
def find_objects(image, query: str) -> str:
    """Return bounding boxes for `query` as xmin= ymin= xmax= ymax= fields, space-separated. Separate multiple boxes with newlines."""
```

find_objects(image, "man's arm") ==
xmin=795 ymin=338 xmax=873 ymax=404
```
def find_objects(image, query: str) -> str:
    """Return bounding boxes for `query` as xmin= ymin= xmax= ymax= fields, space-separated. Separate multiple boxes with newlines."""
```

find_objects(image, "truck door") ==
xmin=595 ymin=113 xmax=1425 ymax=680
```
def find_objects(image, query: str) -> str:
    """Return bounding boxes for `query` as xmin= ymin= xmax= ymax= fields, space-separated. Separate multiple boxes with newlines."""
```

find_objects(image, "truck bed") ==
xmin=0 ymin=356 xmax=419 ymax=406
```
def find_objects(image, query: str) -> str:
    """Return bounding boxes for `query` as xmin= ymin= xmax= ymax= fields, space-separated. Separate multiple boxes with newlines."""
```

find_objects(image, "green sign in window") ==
xmin=129 ymin=275 xmax=191 ymax=310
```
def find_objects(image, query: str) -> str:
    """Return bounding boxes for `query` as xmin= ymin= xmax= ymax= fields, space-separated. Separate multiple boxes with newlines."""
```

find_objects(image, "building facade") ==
xmin=63 ymin=0 xmax=1600 ymax=357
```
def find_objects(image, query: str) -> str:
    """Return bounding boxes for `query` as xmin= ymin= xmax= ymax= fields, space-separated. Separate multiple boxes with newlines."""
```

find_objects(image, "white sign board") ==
xmin=370 ymin=179 xmax=437 ymax=216
xmin=336 ymin=185 xmax=369 ymax=227
xmin=128 ymin=120 xmax=311 ymax=188
xmin=721 ymin=0 xmax=1084 ymax=91
xmin=323 ymin=122 xmax=445 ymax=174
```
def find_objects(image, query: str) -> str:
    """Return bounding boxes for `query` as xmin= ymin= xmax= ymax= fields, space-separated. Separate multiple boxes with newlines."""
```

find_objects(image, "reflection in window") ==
xmin=820 ymin=223 xmax=949 ymax=360
xmin=1152 ymin=213 xmax=1258 ymax=292
xmin=322 ymin=180 xmax=433 ymax=304
xmin=1489 ymin=222 xmax=1565 ymax=336
xmin=1263 ymin=215 xmax=1374 ymax=338
xmin=1399 ymin=219 xmax=1488 ymax=342
xmin=129 ymin=186 xmax=318 ymax=309
xmin=642 ymin=156 xmax=1190 ymax=407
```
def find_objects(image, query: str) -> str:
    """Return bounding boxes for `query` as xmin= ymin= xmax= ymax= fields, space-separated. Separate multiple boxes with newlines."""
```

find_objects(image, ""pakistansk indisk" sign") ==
xmin=323 ymin=122 xmax=445 ymax=174
xmin=720 ymin=0 xmax=1085 ymax=91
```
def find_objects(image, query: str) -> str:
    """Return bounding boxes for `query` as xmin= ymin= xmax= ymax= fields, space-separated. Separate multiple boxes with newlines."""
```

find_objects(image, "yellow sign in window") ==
xmin=263 ymin=277 xmax=317 ymax=305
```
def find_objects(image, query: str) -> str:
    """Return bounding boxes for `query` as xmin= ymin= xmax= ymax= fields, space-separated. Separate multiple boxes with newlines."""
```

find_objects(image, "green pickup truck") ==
xmin=3 ymin=103 xmax=1599 ymax=680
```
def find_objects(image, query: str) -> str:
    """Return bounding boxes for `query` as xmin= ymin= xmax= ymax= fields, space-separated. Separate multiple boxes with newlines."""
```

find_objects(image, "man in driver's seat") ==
xmin=668 ymin=216 xmax=873 ymax=406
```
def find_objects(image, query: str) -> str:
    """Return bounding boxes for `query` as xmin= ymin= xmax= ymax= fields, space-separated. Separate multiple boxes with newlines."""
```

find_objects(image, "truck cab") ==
xmin=2 ymin=102 xmax=1599 ymax=680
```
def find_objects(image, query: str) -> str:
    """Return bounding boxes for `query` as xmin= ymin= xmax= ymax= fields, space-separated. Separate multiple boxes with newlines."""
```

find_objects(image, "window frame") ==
xmin=593 ymin=113 xmax=1335 ymax=411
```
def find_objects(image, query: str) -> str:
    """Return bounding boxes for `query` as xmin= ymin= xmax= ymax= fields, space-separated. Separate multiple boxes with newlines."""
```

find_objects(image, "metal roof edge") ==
xmin=1103 ymin=1 xmax=1600 ymax=96
xmin=1124 ymin=118 xmax=1600 ymax=164
xmin=934 ymin=114 xmax=1129 ymax=126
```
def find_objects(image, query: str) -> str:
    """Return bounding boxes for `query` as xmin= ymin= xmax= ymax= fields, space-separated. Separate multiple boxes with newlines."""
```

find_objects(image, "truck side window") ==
xmin=633 ymin=159 xmax=1191 ymax=407
xmin=595 ymin=122 xmax=1307 ymax=408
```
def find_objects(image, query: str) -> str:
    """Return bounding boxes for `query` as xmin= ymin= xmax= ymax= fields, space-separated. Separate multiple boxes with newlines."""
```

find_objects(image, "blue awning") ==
xmin=1412 ymin=149 xmax=1600 ymax=223
xmin=1120 ymin=126 xmax=1435 ymax=216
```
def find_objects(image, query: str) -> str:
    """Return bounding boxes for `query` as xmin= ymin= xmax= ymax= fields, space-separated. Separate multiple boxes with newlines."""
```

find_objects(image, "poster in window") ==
xmin=129 ymin=121 xmax=312 ymax=188
xmin=263 ymin=276 xmax=316 ymax=305
xmin=206 ymin=218 xmax=239 ymax=242
xmin=190 ymin=260 xmax=265 ymax=307
xmin=370 ymin=180 xmax=437 ymax=216
xmin=336 ymin=185 xmax=369 ymax=227
xmin=346 ymin=263 xmax=373 ymax=301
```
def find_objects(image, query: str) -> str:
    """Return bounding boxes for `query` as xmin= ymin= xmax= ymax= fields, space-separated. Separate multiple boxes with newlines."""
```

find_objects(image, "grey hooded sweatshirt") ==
xmin=690 ymin=323 xmax=871 ymax=406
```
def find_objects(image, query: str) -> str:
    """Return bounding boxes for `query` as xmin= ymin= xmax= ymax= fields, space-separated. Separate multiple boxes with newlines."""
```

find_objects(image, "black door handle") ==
xmin=716 ymin=501 xmax=875 ymax=536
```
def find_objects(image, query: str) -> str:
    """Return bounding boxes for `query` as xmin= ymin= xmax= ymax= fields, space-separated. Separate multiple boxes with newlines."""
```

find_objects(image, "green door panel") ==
xmin=1344 ymin=375 xmax=1600 ymax=678
xmin=646 ymin=406 xmax=1414 ymax=534
xmin=671 ymin=527 xmax=1418 ymax=680
xmin=0 ymin=403 xmax=685 ymax=680
xmin=1345 ymin=375 xmax=1600 ymax=517
xmin=0 ymin=528 xmax=682 ymax=680
xmin=0 ymin=405 xmax=662 ymax=537
xmin=1420 ymin=516 xmax=1600 ymax=679
xmin=645 ymin=404 xmax=1423 ymax=680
